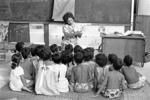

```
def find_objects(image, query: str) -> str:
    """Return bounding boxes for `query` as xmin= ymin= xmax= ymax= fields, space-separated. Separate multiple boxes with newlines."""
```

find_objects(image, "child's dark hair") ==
xmin=74 ymin=51 xmax=83 ymax=64
xmin=38 ymin=46 xmax=51 ymax=61
xmin=74 ymin=45 xmax=83 ymax=54
xmin=95 ymin=53 xmax=107 ymax=67
xmin=52 ymin=53 xmax=61 ymax=64
xmin=30 ymin=47 xmax=36 ymax=56
xmin=50 ymin=44 xmax=58 ymax=54
xmin=61 ymin=50 xmax=73 ymax=65
xmin=63 ymin=12 xmax=75 ymax=24
xmin=29 ymin=44 xmax=38 ymax=56
xmin=65 ymin=44 xmax=73 ymax=53
xmin=83 ymin=47 xmax=94 ymax=61
xmin=108 ymin=53 xmax=118 ymax=64
xmin=11 ymin=53 xmax=22 ymax=69
xmin=124 ymin=55 xmax=133 ymax=67
xmin=113 ymin=58 xmax=123 ymax=70
xmin=34 ymin=45 xmax=45 ymax=57
xmin=21 ymin=47 xmax=31 ymax=59
xmin=15 ymin=41 xmax=24 ymax=52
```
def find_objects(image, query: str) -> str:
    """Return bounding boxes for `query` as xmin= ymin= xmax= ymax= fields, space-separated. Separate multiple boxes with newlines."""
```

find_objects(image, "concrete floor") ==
xmin=135 ymin=62 xmax=150 ymax=84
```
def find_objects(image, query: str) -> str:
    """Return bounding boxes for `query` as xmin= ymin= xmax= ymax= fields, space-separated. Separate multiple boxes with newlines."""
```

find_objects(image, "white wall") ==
xmin=138 ymin=0 xmax=150 ymax=15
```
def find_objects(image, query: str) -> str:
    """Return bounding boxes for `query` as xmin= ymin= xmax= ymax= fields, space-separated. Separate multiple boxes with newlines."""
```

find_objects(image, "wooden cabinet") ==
xmin=102 ymin=36 xmax=145 ymax=66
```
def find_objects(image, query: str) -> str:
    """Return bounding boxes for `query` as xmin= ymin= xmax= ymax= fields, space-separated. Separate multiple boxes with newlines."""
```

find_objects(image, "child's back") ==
xmin=96 ymin=58 xmax=126 ymax=99
xmin=122 ymin=55 xmax=146 ymax=89
xmin=35 ymin=46 xmax=60 ymax=95
xmin=106 ymin=71 xmax=125 ymax=89
xmin=94 ymin=53 xmax=108 ymax=89
xmin=20 ymin=47 xmax=35 ymax=80
xmin=72 ymin=63 xmax=91 ymax=83
xmin=71 ymin=52 xmax=92 ymax=92
xmin=21 ymin=58 xmax=35 ymax=80
xmin=122 ymin=66 xmax=139 ymax=84
xmin=52 ymin=53 xmax=69 ymax=93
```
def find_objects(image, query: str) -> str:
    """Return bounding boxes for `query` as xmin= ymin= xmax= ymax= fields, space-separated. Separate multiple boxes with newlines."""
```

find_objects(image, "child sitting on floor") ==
xmin=82 ymin=47 xmax=97 ymax=87
xmin=71 ymin=51 xmax=93 ymax=93
xmin=20 ymin=47 xmax=35 ymax=90
xmin=94 ymin=53 xmax=108 ymax=92
xmin=35 ymin=46 xmax=59 ymax=95
xmin=122 ymin=55 xmax=146 ymax=89
xmin=9 ymin=53 xmax=32 ymax=92
xmin=52 ymin=53 xmax=69 ymax=93
xmin=106 ymin=53 xmax=118 ymax=71
xmin=96 ymin=58 xmax=127 ymax=99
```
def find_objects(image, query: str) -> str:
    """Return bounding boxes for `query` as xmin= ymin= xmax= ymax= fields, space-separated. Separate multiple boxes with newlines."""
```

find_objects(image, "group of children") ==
xmin=9 ymin=42 xmax=146 ymax=99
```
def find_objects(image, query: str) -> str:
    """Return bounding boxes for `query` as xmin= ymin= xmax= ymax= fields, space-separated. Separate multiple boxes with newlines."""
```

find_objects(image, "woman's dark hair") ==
xmin=108 ymin=53 xmax=118 ymax=64
xmin=95 ymin=53 xmax=107 ymax=67
xmin=52 ymin=53 xmax=61 ymax=64
xmin=113 ymin=58 xmax=123 ymax=70
xmin=15 ymin=41 xmax=24 ymax=52
xmin=123 ymin=55 xmax=133 ymax=67
xmin=21 ymin=47 xmax=31 ymax=59
xmin=11 ymin=53 xmax=22 ymax=69
xmin=63 ymin=12 xmax=75 ymax=24
xmin=38 ymin=46 xmax=51 ymax=61
xmin=74 ymin=51 xmax=83 ymax=64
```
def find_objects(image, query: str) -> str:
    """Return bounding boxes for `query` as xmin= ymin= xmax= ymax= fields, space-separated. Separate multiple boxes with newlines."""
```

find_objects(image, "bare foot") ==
xmin=22 ymin=87 xmax=32 ymax=93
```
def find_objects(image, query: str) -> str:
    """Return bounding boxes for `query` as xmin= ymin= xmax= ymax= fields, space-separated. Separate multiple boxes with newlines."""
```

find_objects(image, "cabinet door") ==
xmin=125 ymin=38 xmax=145 ymax=63
xmin=102 ymin=37 xmax=126 ymax=58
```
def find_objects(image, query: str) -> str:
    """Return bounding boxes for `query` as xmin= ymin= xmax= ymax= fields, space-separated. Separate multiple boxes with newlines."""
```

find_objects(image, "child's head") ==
xmin=11 ymin=53 xmax=22 ymax=69
xmin=50 ymin=44 xmax=58 ymax=54
xmin=21 ymin=47 xmax=31 ymax=59
xmin=61 ymin=50 xmax=73 ymax=65
xmin=30 ymin=47 xmax=36 ymax=57
xmin=29 ymin=44 xmax=38 ymax=57
xmin=95 ymin=53 xmax=107 ymax=68
xmin=83 ymin=47 xmax=94 ymax=61
xmin=52 ymin=53 xmax=61 ymax=64
xmin=74 ymin=51 xmax=84 ymax=64
xmin=34 ymin=45 xmax=45 ymax=57
xmin=38 ymin=46 xmax=51 ymax=61
xmin=123 ymin=55 xmax=133 ymax=67
xmin=65 ymin=44 xmax=73 ymax=53
xmin=15 ymin=41 xmax=25 ymax=52
xmin=74 ymin=45 xmax=83 ymax=54
xmin=113 ymin=58 xmax=123 ymax=71
xmin=108 ymin=53 xmax=118 ymax=64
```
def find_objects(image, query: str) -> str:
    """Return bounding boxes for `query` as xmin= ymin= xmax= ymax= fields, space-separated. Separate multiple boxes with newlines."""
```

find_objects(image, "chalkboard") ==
xmin=0 ymin=0 xmax=11 ymax=20
xmin=75 ymin=0 xmax=131 ymax=24
xmin=0 ymin=0 xmax=53 ymax=21
xmin=8 ymin=23 xmax=30 ymax=42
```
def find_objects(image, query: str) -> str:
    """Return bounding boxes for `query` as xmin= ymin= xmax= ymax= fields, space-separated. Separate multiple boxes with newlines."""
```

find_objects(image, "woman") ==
xmin=62 ymin=12 xmax=83 ymax=49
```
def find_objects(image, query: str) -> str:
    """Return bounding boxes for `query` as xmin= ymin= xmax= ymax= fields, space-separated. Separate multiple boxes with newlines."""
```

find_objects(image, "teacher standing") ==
xmin=62 ymin=12 xmax=83 ymax=49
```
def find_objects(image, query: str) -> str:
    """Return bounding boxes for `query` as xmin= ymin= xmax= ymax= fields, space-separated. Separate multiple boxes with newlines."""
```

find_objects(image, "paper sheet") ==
xmin=29 ymin=24 xmax=45 ymax=45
